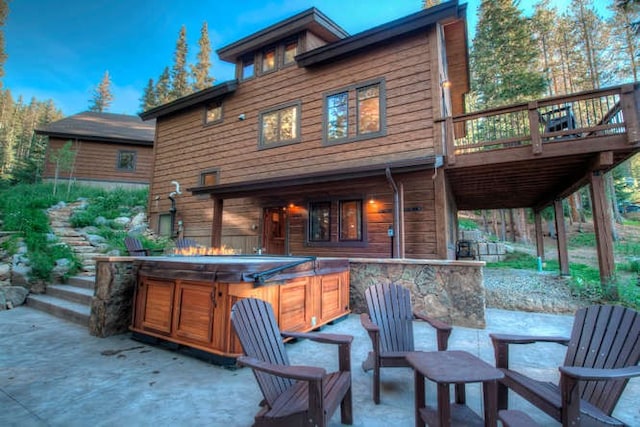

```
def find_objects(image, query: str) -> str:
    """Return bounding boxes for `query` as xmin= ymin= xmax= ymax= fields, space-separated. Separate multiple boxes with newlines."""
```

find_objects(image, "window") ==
xmin=326 ymin=92 xmax=349 ymax=142
xmin=200 ymin=169 xmax=219 ymax=186
xmin=158 ymin=214 xmax=172 ymax=237
xmin=283 ymin=40 xmax=298 ymax=65
xmin=309 ymin=202 xmax=331 ymax=242
xmin=259 ymin=102 xmax=300 ymax=147
xmin=241 ymin=55 xmax=254 ymax=80
xmin=204 ymin=101 xmax=222 ymax=125
xmin=117 ymin=151 xmax=136 ymax=171
xmin=339 ymin=200 xmax=362 ymax=241
xmin=323 ymin=79 xmax=386 ymax=144
xmin=262 ymin=47 xmax=276 ymax=73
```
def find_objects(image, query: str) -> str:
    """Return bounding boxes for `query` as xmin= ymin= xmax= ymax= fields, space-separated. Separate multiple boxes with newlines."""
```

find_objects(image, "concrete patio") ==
xmin=1 ymin=306 xmax=638 ymax=426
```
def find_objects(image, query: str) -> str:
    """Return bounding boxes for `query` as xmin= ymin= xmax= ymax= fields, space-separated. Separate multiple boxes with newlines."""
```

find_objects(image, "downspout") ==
xmin=385 ymin=168 xmax=401 ymax=258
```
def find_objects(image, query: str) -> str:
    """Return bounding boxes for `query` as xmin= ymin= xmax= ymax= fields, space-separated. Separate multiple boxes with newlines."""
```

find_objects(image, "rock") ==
xmin=0 ymin=263 xmax=10 ymax=281
xmin=86 ymin=234 xmax=106 ymax=246
xmin=11 ymin=264 xmax=31 ymax=286
xmin=113 ymin=217 xmax=130 ymax=227
xmin=52 ymin=258 xmax=72 ymax=279
xmin=0 ymin=286 xmax=29 ymax=309
xmin=94 ymin=216 xmax=108 ymax=226
xmin=130 ymin=212 xmax=146 ymax=228
xmin=128 ymin=224 xmax=147 ymax=236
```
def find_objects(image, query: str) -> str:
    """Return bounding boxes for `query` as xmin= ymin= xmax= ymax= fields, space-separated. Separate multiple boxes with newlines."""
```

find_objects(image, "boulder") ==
xmin=0 ymin=263 xmax=10 ymax=281
xmin=0 ymin=286 xmax=29 ymax=309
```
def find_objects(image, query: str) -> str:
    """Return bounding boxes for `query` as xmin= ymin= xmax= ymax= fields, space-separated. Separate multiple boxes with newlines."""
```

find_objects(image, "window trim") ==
xmin=258 ymin=101 xmax=302 ymax=149
xmin=260 ymin=45 xmax=277 ymax=75
xmin=282 ymin=38 xmax=298 ymax=67
xmin=322 ymin=78 xmax=386 ymax=146
xmin=199 ymin=168 xmax=220 ymax=186
xmin=116 ymin=150 xmax=136 ymax=172
xmin=241 ymin=54 xmax=255 ymax=81
xmin=305 ymin=197 xmax=367 ymax=248
xmin=203 ymin=101 xmax=223 ymax=126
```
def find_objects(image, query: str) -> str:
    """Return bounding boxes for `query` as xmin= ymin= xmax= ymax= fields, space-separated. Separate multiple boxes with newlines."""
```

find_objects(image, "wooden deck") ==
xmin=442 ymin=83 xmax=640 ymax=211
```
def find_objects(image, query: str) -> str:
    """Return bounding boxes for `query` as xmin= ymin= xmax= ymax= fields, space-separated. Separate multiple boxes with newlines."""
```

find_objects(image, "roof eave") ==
xmin=33 ymin=131 xmax=153 ymax=146
xmin=296 ymin=0 xmax=464 ymax=67
xmin=139 ymin=80 xmax=239 ymax=121
xmin=189 ymin=156 xmax=443 ymax=198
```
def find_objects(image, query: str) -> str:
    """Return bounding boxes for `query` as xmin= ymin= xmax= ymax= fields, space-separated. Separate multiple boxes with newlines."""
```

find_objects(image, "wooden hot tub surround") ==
xmin=130 ymin=256 xmax=350 ymax=364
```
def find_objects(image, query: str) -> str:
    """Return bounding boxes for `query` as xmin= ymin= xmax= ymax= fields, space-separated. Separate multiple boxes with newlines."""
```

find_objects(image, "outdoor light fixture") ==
xmin=441 ymin=79 xmax=451 ymax=89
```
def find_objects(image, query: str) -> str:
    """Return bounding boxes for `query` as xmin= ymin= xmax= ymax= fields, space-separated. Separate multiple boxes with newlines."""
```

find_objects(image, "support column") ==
xmin=211 ymin=197 xmax=223 ymax=248
xmin=589 ymin=171 xmax=616 ymax=288
xmin=554 ymin=199 xmax=570 ymax=276
xmin=534 ymin=210 xmax=545 ymax=261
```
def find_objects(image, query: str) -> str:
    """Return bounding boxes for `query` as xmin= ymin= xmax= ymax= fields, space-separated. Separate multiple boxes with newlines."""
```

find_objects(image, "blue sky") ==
xmin=2 ymin=0 xmax=602 ymax=116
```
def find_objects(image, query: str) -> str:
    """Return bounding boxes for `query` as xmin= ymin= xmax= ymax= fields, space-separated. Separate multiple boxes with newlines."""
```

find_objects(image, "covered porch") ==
xmin=442 ymin=83 xmax=640 ymax=284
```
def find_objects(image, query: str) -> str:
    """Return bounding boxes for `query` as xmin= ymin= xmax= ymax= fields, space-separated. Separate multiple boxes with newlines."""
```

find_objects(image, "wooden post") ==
xmin=589 ymin=171 xmax=616 ymax=288
xmin=528 ymin=101 xmax=542 ymax=154
xmin=445 ymin=116 xmax=456 ymax=166
xmin=554 ymin=199 xmax=570 ymax=276
xmin=534 ymin=210 xmax=545 ymax=262
xmin=211 ymin=197 xmax=223 ymax=248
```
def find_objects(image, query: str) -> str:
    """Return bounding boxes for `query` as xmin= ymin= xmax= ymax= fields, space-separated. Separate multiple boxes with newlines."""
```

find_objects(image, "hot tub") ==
xmin=130 ymin=256 xmax=350 ymax=364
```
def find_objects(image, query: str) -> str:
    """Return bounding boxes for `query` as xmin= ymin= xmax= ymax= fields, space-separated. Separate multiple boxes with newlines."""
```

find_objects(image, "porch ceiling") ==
xmin=447 ymin=143 xmax=638 ymax=211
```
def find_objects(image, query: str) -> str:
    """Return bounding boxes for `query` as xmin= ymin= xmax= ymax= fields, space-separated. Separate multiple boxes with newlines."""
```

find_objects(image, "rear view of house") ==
xmin=36 ymin=111 xmax=155 ymax=189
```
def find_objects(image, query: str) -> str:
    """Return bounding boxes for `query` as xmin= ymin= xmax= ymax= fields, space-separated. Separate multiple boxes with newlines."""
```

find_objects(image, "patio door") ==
xmin=262 ymin=207 xmax=286 ymax=255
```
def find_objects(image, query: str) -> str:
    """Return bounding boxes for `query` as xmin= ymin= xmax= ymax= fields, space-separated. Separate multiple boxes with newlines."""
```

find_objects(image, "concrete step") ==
xmin=47 ymin=284 xmax=94 ymax=305
xmin=67 ymin=275 xmax=96 ymax=290
xmin=26 ymin=294 xmax=90 ymax=327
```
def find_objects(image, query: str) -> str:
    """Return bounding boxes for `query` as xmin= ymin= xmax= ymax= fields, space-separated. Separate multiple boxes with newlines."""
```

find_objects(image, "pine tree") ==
xmin=609 ymin=0 xmax=640 ymax=81
xmin=569 ymin=0 xmax=611 ymax=89
xmin=192 ymin=22 xmax=214 ymax=92
xmin=140 ymin=78 xmax=158 ymax=112
xmin=88 ymin=70 xmax=114 ymax=112
xmin=155 ymin=67 xmax=172 ymax=105
xmin=170 ymin=26 xmax=190 ymax=99
xmin=531 ymin=0 xmax=561 ymax=96
xmin=0 ymin=0 xmax=7 ymax=83
xmin=470 ymin=0 xmax=546 ymax=108
xmin=422 ymin=0 xmax=441 ymax=8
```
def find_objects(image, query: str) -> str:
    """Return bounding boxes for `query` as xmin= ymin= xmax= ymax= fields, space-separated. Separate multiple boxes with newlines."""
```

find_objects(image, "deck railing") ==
xmin=443 ymin=83 xmax=640 ymax=165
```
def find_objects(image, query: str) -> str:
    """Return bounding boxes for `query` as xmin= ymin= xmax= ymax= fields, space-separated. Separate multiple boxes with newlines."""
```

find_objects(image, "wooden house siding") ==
xmin=145 ymin=5 xmax=467 ymax=259
xmin=43 ymin=137 xmax=153 ymax=184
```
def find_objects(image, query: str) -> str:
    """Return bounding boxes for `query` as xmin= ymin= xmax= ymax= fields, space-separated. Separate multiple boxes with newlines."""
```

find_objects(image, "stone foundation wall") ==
xmin=349 ymin=259 xmax=486 ymax=328
xmin=89 ymin=257 xmax=137 ymax=337
xmin=89 ymin=257 xmax=486 ymax=337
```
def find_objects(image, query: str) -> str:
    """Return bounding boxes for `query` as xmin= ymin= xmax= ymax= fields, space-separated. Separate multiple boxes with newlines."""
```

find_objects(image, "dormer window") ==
xmin=262 ymin=47 xmax=276 ymax=73
xmin=283 ymin=40 xmax=298 ymax=65
xmin=242 ymin=55 xmax=254 ymax=80
xmin=204 ymin=101 xmax=223 ymax=125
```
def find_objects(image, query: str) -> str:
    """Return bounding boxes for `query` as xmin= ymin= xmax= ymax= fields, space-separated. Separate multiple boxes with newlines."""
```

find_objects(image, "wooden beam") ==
xmin=211 ymin=197 xmax=223 ymax=248
xmin=534 ymin=210 xmax=545 ymax=262
xmin=621 ymin=83 xmax=640 ymax=144
xmin=589 ymin=171 xmax=616 ymax=286
xmin=554 ymin=199 xmax=570 ymax=276
xmin=528 ymin=101 xmax=542 ymax=155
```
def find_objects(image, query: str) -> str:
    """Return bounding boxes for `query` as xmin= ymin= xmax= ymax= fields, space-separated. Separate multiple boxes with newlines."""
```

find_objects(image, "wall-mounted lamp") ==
xmin=368 ymin=196 xmax=375 ymax=204
xmin=238 ymin=113 xmax=246 ymax=121
xmin=441 ymin=80 xmax=452 ymax=89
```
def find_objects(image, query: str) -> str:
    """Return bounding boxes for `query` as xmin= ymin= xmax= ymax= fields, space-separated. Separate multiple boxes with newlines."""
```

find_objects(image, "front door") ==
xmin=262 ymin=207 xmax=286 ymax=255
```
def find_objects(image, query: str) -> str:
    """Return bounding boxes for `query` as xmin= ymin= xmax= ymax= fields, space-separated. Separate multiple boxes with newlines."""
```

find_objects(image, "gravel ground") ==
xmin=483 ymin=268 xmax=588 ymax=313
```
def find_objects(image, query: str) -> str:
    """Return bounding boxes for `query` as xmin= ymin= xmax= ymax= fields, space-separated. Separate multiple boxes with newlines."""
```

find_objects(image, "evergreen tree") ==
xmin=170 ymin=26 xmax=190 ymax=99
xmin=531 ymin=0 xmax=561 ymax=96
xmin=88 ymin=70 xmax=114 ymax=112
xmin=617 ymin=0 xmax=640 ymax=35
xmin=422 ymin=0 xmax=441 ymax=8
xmin=155 ymin=67 xmax=172 ymax=105
xmin=140 ymin=78 xmax=158 ymax=112
xmin=470 ymin=0 xmax=546 ymax=108
xmin=191 ymin=22 xmax=214 ymax=92
xmin=569 ymin=0 xmax=611 ymax=89
xmin=610 ymin=0 xmax=640 ymax=81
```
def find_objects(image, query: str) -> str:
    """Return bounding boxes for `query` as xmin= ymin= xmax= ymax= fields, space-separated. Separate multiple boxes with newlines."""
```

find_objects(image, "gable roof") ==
xmin=217 ymin=7 xmax=349 ymax=63
xmin=35 ymin=111 xmax=155 ymax=145
xmin=296 ymin=0 xmax=466 ymax=67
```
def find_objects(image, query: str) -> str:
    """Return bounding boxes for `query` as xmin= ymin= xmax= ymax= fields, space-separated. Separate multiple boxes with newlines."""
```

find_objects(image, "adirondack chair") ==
xmin=175 ymin=238 xmax=197 ymax=248
xmin=491 ymin=304 xmax=640 ymax=426
xmin=360 ymin=282 xmax=452 ymax=404
xmin=230 ymin=298 xmax=353 ymax=427
xmin=124 ymin=237 xmax=149 ymax=256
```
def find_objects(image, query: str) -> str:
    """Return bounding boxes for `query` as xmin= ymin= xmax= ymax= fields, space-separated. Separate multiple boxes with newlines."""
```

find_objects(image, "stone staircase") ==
xmin=26 ymin=275 xmax=95 ymax=326
xmin=25 ymin=201 xmax=100 ymax=326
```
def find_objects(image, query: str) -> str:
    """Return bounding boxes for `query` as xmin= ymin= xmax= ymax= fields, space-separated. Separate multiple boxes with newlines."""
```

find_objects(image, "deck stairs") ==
xmin=25 ymin=201 xmax=100 ymax=326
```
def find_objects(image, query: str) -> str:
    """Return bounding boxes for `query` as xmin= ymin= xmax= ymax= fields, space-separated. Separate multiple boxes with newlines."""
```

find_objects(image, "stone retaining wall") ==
xmin=89 ymin=256 xmax=486 ymax=337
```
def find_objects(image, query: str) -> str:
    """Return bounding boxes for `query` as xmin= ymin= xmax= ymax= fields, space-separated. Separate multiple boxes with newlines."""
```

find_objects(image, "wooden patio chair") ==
xmin=175 ymin=238 xmax=197 ymax=248
xmin=124 ymin=236 xmax=149 ymax=256
xmin=491 ymin=304 xmax=640 ymax=426
xmin=360 ymin=282 xmax=452 ymax=404
xmin=230 ymin=298 xmax=353 ymax=427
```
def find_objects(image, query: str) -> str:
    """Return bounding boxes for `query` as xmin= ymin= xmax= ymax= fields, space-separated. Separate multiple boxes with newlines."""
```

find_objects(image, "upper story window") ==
xmin=117 ymin=150 xmax=136 ymax=171
xmin=262 ymin=47 xmax=276 ymax=73
xmin=200 ymin=169 xmax=219 ymax=186
xmin=259 ymin=102 xmax=301 ymax=148
xmin=324 ymin=79 xmax=386 ymax=145
xmin=283 ymin=40 xmax=298 ymax=65
xmin=204 ymin=101 xmax=223 ymax=125
xmin=241 ymin=55 xmax=254 ymax=80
